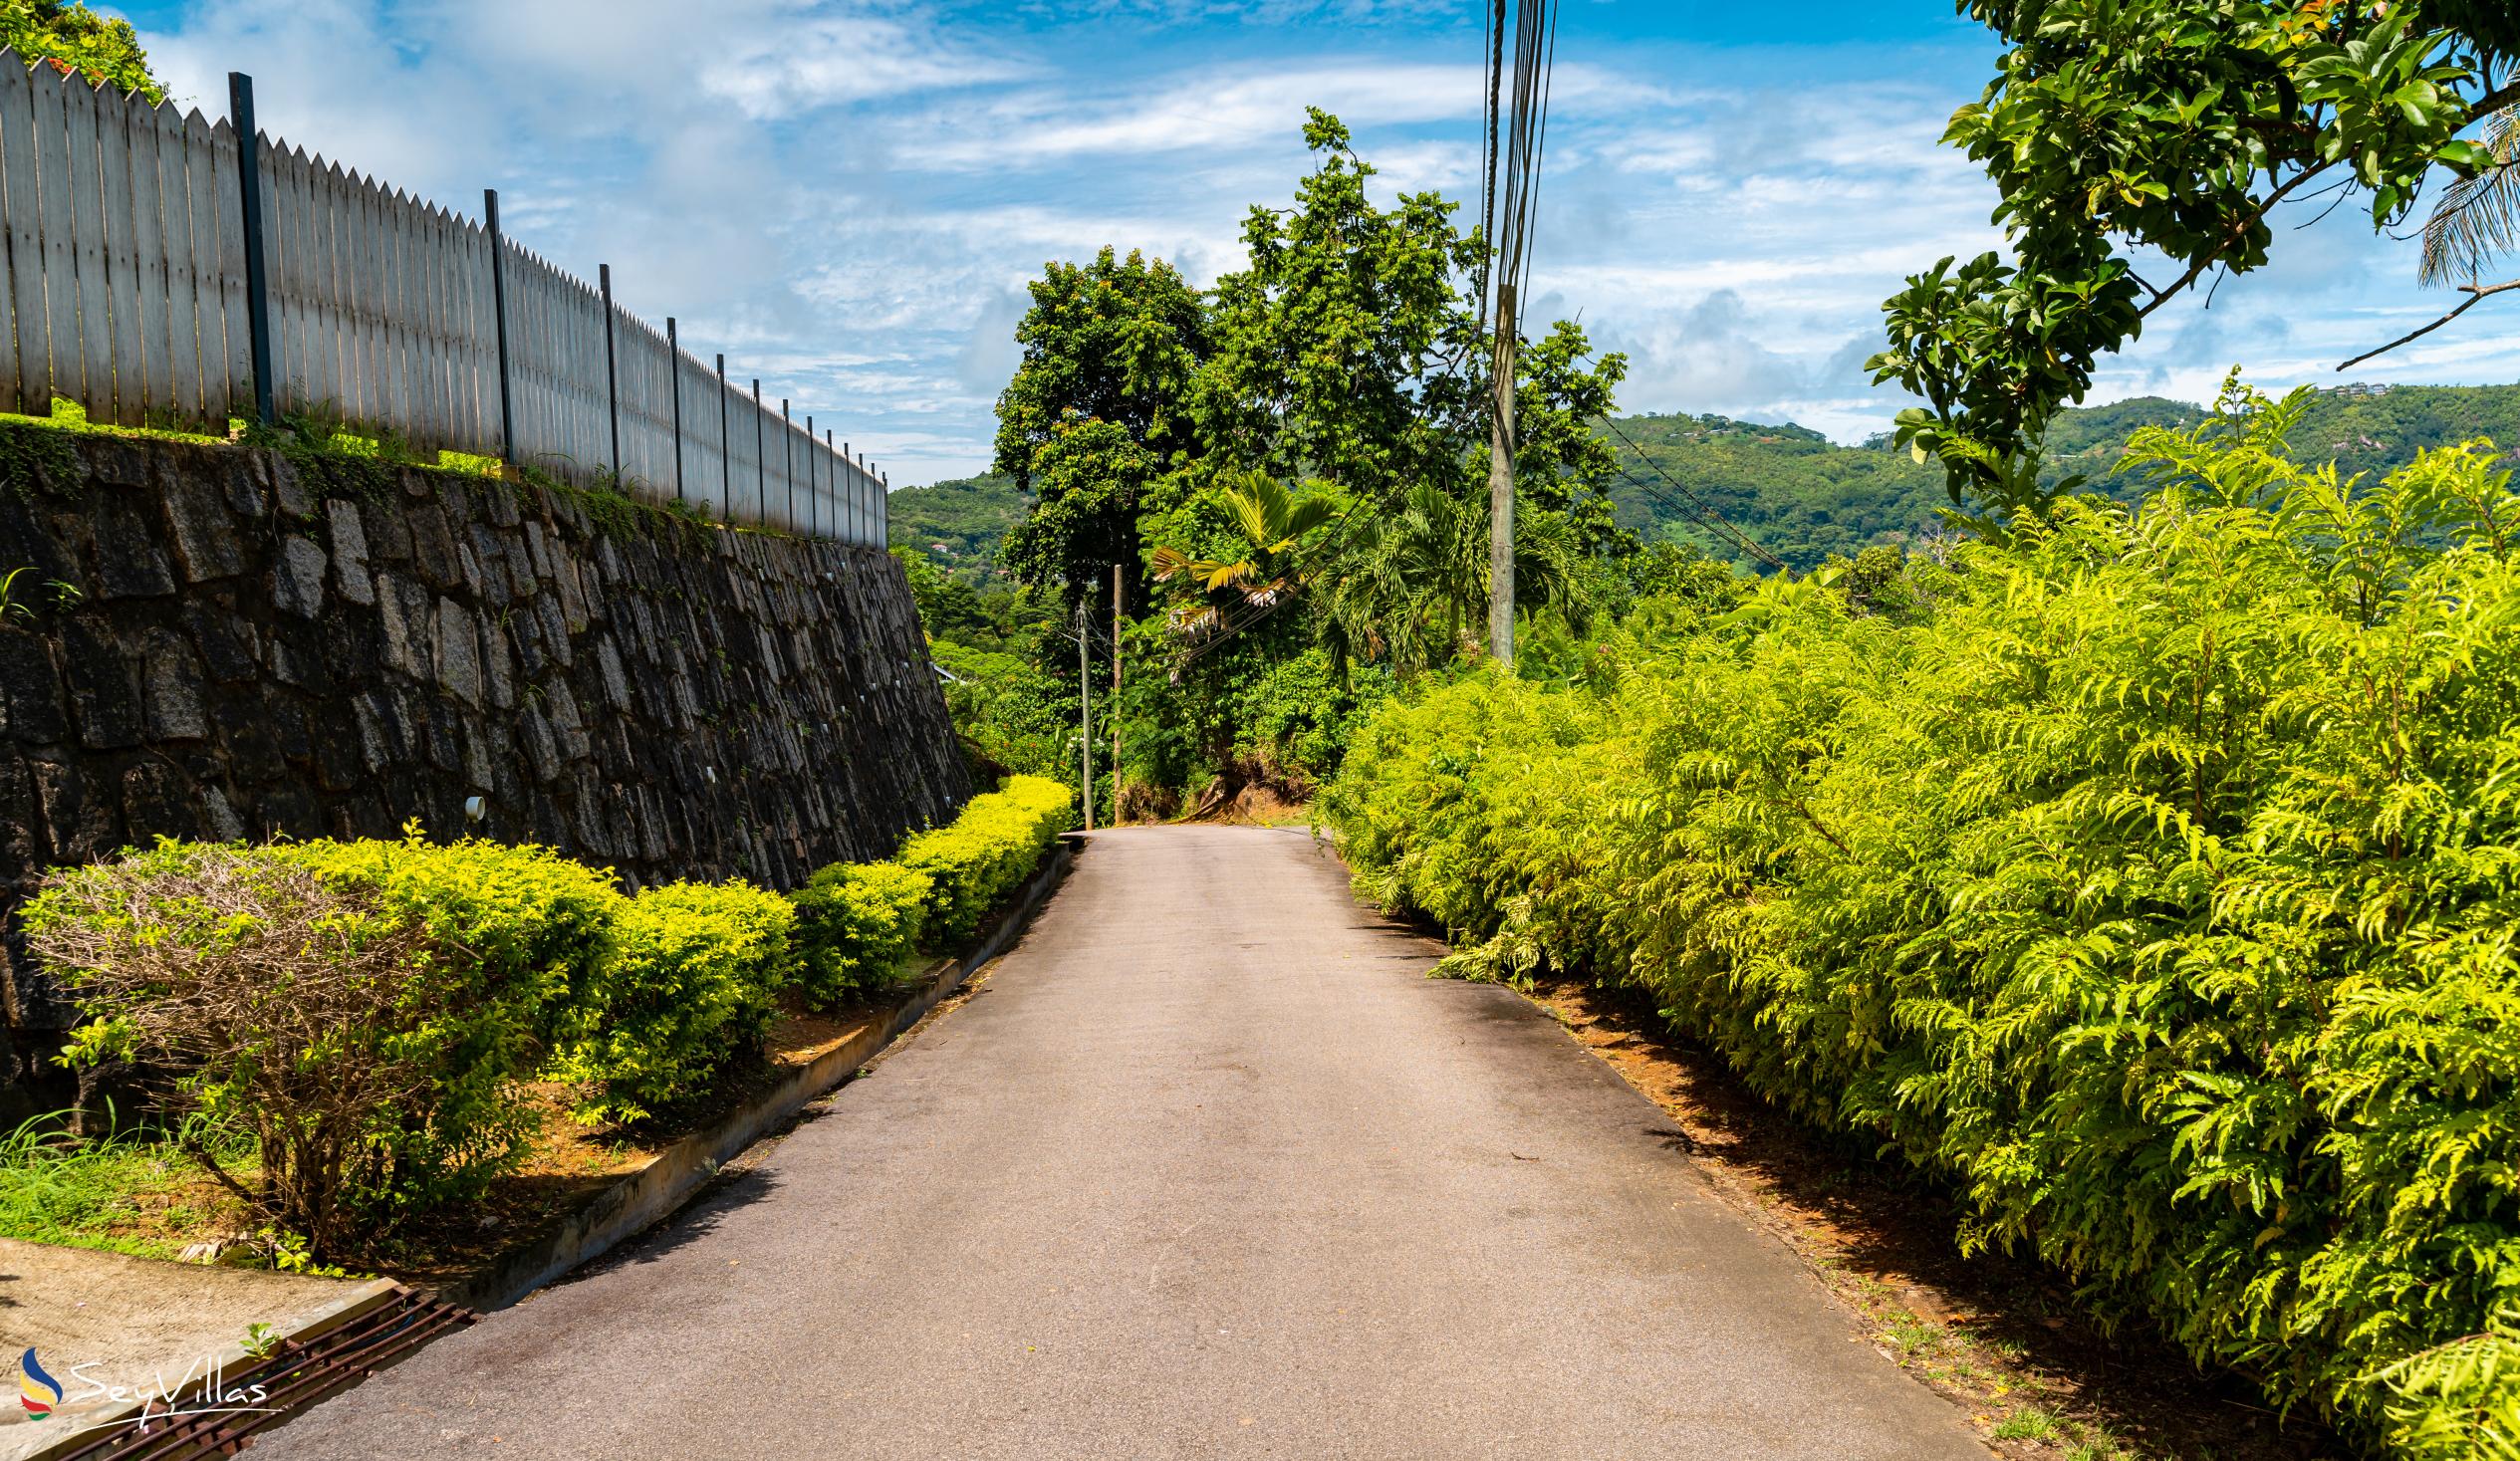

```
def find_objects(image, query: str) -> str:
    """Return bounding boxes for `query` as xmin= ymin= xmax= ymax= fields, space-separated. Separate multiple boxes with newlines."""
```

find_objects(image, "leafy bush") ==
xmin=1324 ymin=382 xmax=2520 ymax=1457
xmin=893 ymin=776 xmax=1078 ymax=945
xmin=789 ymin=861 xmax=931 ymax=1008
xmin=270 ymin=830 xmax=624 ymax=1056
xmin=22 ymin=842 xmax=525 ymax=1256
xmin=551 ymin=880 xmax=797 ymax=1123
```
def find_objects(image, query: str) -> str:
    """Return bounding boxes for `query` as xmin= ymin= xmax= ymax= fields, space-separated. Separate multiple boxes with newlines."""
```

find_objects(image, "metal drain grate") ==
xmin=48 ymin=1288 xmax=477 ymax=1460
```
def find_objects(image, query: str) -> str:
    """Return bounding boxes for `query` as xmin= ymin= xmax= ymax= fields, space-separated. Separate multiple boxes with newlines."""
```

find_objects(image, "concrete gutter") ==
xmin=440 ymin=838 xmax=1078 ymax=1313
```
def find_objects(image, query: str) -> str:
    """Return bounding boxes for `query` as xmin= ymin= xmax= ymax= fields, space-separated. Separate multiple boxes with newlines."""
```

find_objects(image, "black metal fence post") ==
xmin=666 ymin=318 xmax=683 ymax=506
xmin=599 ymin=264 xmax=622 ymax=482
xmin=828 ymin=430 xmax=840 ymax=543
xmin=805 ymin=414 xmax=816 ymax=538
xmin=484 ymin=189 xmax=516 ymax=467
xmin=752 ymin=378 xmax=765 ymax=527
xmin=782 ymin=399 xmax=794 ymax=533
xmin=716 ymin=354 xmax=730 ymax=520
xmin=227 ymin=73 xmax=276 ymax=426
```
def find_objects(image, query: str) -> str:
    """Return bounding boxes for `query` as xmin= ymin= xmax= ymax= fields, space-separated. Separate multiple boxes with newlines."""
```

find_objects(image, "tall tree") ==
xmin=1869 ymin=1 xmax=2518 ymax=519
xmin=992 ymin=247 xmax=1205 ymax=613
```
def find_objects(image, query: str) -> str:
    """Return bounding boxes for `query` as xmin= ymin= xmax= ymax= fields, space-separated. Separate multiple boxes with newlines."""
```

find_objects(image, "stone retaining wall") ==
xmin=0 ymin=427 xmax=970 ymax=1096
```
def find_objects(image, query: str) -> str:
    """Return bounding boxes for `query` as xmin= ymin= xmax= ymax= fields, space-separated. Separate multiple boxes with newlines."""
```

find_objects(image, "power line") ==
xmin=1599 ymin=415 xmax=1789 ymax=571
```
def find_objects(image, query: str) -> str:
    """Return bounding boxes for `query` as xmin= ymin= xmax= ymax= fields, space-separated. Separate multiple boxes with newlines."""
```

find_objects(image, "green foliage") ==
xmin=2 ymin=1 xmax=163 ymax=103
xmin=886 ymin=473 xmax=1027 ymax=582
xmin=993 ymin=247 xmax=1206 ymax=491
xmin=1870 ymin=1 xmax=2514 ymax=515
xmin=1325 ymin=383 xmax=2520 ymax=1455
xmin=551 ymin=880 xmax=798 ymax=1124
xmin=0 ymin=1107 xmax=253 ymax=1261
xmin=788 ymin=861 xmax=931 ymax=1008
xmin=895 ymin=776 xmax=1079 ymax=945
xmin=1001 ymin=415 xmax=1162 ymax=612
xmin=25 ymin=839 xmax=552 ymax=1253
xmin=273 ymin=830 xmax=621 ymax=1054
xmin=994 ymin=247 xmax=1205 ymax=612
xmin=1222 ymin=646 xmax=1392 ymax=792
xmin=931 ymin=637 xmax=1075 ymax=782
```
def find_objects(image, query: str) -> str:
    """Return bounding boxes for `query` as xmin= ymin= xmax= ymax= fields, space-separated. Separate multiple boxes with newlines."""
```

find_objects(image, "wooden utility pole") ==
xmin=1078 ymin=598 xmax=1094 ymax=832
xmin=1111 ymin=563 xmax=1124 ymax=827
xmin=1488 ymin=282 xmax=1517 ymax=666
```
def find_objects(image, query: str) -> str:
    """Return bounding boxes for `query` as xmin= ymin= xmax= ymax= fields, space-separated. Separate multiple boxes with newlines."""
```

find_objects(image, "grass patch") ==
xmin=0 ymin=1109 xmax=256 ymax=1262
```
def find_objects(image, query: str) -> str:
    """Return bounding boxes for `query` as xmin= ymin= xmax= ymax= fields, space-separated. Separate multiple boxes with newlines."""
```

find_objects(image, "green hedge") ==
xmin=892 ymin=776 xmax=1079 ymax=946
xmin=551 ymin=880 xmax=799 ymax=1123
xmin=789 ymin=861 xmax=932 ymax=1008
xmin=1323 ymin=387 xmax=2520 ymax=1458
xmin=28 ymin=777 xmax=1079 ymax=1254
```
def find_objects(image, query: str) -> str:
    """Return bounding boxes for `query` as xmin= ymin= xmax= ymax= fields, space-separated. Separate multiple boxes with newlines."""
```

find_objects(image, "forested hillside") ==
xmin=897 ymin=384 xmax=2520 ymax=579
xmin=1612 ymin=383 xmax=2520 ymax=571
xmin=885 ymin=473 xmax=1024 ymax=583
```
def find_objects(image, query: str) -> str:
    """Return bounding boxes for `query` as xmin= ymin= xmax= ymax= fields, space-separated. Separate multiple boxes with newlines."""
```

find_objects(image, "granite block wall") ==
xmin=0 ymin=428 xmax=972 ymax=1091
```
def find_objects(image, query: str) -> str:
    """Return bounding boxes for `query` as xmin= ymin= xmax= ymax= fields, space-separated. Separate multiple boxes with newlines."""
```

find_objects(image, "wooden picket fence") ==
xmin=0 ymin=51 xmax=884 ymax=542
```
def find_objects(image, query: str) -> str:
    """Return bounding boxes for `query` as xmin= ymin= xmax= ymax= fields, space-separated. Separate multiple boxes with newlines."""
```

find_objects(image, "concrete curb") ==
xmin=440 ymin=838 xmax=1078 ymax=1313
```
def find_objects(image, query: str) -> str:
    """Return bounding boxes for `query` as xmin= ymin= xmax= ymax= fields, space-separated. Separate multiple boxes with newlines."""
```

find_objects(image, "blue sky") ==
xmin=100 ymin=0 xmax=2518 ymax=485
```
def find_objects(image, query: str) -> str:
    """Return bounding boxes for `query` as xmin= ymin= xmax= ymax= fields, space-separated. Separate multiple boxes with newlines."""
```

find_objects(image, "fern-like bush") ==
xmin=789 ymin=861 xmax=932 ymax=1008
xmin=1324 ymin=379 xmax=2520 ymax=1457
xmin=894 ymin=776 xmax=1079 ymax=945
xmin=551 ymin=880 xmax=798 ymax=1123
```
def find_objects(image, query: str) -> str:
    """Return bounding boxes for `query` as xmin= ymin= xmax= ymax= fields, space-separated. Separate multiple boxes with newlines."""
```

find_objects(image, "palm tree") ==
xmin=1148 ymin=473 xmax=1338 ymax=637
xmin=1318 ymin=479 xmax=1588 ymax=678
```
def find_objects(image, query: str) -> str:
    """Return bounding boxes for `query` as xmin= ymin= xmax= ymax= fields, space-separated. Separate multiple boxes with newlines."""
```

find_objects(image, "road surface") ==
xmin=258 ymin=825 xmax=1988 ymax=1459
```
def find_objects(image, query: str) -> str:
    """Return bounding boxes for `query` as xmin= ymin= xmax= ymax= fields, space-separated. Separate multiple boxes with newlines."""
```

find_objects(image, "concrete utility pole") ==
xmin=1488 ymin=283 xmax=1517 ymax=667
xmin=1111 ymin=563 xmax=1124 ymax=828
xmin=1483 ymin=0 xmax=1557 ymax=669
xmin=1078 ymin=598 xmax=1094 ymax=833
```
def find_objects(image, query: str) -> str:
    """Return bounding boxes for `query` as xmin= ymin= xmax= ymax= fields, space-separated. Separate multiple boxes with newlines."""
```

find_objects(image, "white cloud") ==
xmin=115 ymin=1 xmax=2520 ymax=488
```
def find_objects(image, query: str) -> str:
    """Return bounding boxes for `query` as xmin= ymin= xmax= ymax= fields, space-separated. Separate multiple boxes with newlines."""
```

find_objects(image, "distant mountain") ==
xmin=1618 ymin=383 xmax=2520 ymax=571
xmin=890 ymin=384 xmax=2520 ymax=580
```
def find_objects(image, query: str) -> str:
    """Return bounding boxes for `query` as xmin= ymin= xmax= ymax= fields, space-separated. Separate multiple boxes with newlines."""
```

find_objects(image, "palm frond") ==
xmin=2423 ymin=106 xmax=2520 ymax=287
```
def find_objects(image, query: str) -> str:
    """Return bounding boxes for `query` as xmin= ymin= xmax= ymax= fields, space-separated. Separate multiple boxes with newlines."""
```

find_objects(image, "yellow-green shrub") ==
xmin=894 ymin=776 xmax=1077 ymax=944
xmin=552 ymin=880 xmax=797 ymax=1123
xmin=270 ymin=829 xmax=624 ymax=1054
xmin=789 ymin=861 xmax=931 ymax=1008
xmin=1325 ymin=383 xmax=2520 ymax=1457
xmin=23 ymin=838 xmax=570 ymax=1252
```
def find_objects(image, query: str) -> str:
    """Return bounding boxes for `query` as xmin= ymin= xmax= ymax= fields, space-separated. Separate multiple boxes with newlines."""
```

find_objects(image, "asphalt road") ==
xmin=258 ymin=825 xmax=1989 ymax=1460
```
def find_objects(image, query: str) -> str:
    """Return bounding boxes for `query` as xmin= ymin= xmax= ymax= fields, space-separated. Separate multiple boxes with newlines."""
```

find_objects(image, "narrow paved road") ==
xmin=260 ymin=826 xmax=1987 ymax=1459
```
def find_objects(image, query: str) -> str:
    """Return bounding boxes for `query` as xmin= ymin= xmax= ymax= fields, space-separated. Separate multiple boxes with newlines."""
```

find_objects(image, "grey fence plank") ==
xmin=411 ymin=199 xmax=438 ymax=446
xmin=31 ymin=67 xmax=83 ymax=412
xmin=203 ymin=115 xmax=245 ymax=418
xmin=147 ymin=102 xmax=203 ymax=422
xmin=129 ymin=100 xmax=175 ymax=423
xmin=65 ymin=76 xmax=114 ymax=418
xmin=382 ymin=186 xmax=411 ymax=434
xmin=1 ymin=59 xmax=48 ymax=414
xmin=94 ymin=82 xmax=142 ymax=423
xmin=258 ymin=139 xmax=296 ymax=412
xmin=314 ymin=155 xmax=352 ymax=420
xmin=344 ymin=168 xmax=376 ymax=426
